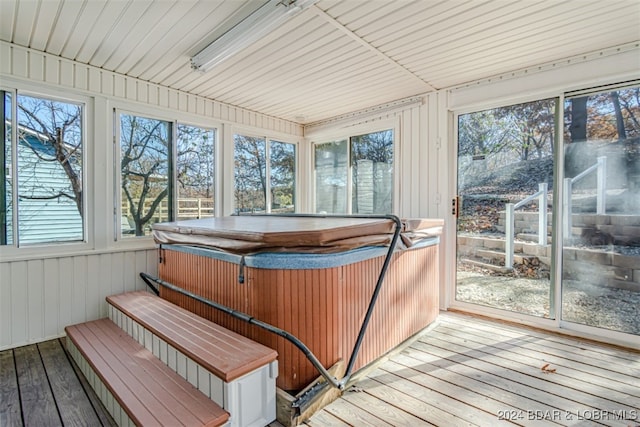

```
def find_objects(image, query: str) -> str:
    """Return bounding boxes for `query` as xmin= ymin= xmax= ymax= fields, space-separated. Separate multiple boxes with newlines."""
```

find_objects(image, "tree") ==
xmin=234 ymin=135 xmax=266 ymax=213
xmin=497 ymin=99 xmax=555 ymax=160
xmin=351 ymin=130 xmax=393 ymax=213
xmin=176 ymin=125 xmax=214 ymax=199
xmin=458 ymin=110 xmax=510 ymax=157
xmin=269 ymin=141 xmax=295 ymax=210
xmin=567 ymin=97 xmax=588 ymax=143
xmin=17 ymin=95 xmax=83 ymax=215
xmin=120 ymin=114 xmax=170 ymax=236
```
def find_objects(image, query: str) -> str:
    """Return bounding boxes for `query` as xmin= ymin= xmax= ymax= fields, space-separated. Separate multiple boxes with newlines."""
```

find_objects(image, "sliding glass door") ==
xmin=562 ymin=86 xmax=640 ymax=335
xmin=455 ymin=99 xmax=556 ymax=318
xmin=455 ymin=84 xmax=640 ymax=339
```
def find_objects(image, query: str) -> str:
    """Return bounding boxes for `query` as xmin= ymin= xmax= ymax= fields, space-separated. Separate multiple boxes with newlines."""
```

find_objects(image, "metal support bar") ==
xmin=505 ymin=203 xmax=515 ymax=268
xmin=140 ymin=272 xmax=344 ymax=391
xmin=596 ymin=156 xmax=606 ymax=214
xmin=141 ymin=213 xmax=403 ymax=405
xmin=538 ymin=183 xmax=548 ymax=246
xmin=563 ymin=177 xmax=572 ymax=240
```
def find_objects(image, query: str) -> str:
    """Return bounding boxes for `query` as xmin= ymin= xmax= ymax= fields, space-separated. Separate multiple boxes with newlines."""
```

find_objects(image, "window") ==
xmin=562 ymin=85 xmax=640 ymax=334
xmin=269 ymin=140 xmax=295 ymax=213
xmin=1 ymin=91 xmax=84 ymax=245
xmin=314 ymin=129 xmax=394 ymax=214
xmin=119 ymin=113 xmax=171 ymax=237
xmin=176 ymin=124 xmax=215 ymax=220
xmin=233 ymin=134 xmax=296 ymax=214
xmin=351 ymin=130 xmax=393 ymax=214
xmin=315 ymin=139 xmax=348 ymax=214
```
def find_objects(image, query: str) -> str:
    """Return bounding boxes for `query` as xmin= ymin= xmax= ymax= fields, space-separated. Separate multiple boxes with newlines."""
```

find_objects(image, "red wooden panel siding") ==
xmin=158 ymin=245 xmax=439 ymax=391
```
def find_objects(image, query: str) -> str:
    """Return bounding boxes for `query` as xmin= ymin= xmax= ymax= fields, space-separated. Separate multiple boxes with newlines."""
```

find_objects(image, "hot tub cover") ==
xmin=152 ymin=216 xmax=443 ymax=254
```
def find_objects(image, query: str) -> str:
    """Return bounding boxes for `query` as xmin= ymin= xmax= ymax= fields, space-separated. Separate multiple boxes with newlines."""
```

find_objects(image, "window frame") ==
xmin=175 ymin=122 xmax=217 ymax=221
xmin=311 ymin=120 xmax=397 ymax=215
xmin=114 ymin=109 xmax=173 ymax=240
xmin=0 ymin=84 xmax=91 ymax=255
xmin=232 ymin=131 xmax=298 ymax=215
xmin=112 ymin=104 xmax=222 ymax=243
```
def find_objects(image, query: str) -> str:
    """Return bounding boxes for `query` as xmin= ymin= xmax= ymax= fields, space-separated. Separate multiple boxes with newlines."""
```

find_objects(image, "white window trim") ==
xmin=0 ymin=85 xmax=93 ymax=260
xmin=310 ymin=118 xmax=398 ymax=215
xmin=230 ymin=127 xmax=299 ymax=215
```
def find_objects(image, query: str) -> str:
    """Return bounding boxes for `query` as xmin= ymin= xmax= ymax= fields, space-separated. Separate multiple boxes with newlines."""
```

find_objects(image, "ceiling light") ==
xmin=191 ymin=0 xmax=318 ymax=72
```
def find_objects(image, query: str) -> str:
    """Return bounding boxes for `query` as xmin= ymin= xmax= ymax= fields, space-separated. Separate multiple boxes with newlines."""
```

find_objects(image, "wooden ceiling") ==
xmin=2 ymin=0 xmax=639 ymax=124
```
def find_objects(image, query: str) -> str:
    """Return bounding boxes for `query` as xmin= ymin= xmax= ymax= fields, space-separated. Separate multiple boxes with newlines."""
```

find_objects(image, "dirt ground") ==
xmin=456 ymin=270 xmax=640 ymax=335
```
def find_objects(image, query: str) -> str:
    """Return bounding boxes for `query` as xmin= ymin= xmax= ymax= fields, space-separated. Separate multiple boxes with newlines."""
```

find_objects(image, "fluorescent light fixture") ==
xmin=191 ymin=0 xmax=318 ymax=72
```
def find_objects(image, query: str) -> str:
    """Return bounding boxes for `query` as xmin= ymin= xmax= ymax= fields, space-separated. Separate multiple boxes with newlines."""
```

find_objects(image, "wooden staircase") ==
xmin=458 ymin=212 xmax=640 ymax=291
xmin=65 ymin=291 xmax=279 ymax=427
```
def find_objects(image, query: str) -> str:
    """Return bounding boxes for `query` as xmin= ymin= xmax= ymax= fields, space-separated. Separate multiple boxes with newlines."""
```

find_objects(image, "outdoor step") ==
xmin=499 ymin=211 xmax=552 ymax=222
xmin=459 ymin=257 xmax=512 ymax=274
xmin=571 ymin=214 xmax=640 ymax=227
xmin=458 ymin=235 xmax=551 ymax=253
xmin=608 ymin=278 xmax=640 ymax=292
xmin=496 ymin=223 xmax=552 ymax=235
xmin=476 ymin=249 xmax=538 ymax=265
xmin=516 ymin=233 xmax=551 ymax=243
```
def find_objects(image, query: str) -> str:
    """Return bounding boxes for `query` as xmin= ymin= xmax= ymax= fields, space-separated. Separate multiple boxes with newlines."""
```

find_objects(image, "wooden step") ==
xmin=106 ymin=291 xmax=278 ymax=427
xmin=66 ymin=319 xmax=230 ymax=427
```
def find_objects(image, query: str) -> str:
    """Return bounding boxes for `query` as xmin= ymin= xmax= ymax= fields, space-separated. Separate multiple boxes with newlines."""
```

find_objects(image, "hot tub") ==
xmin=152 ymin=215 xmax=443 ymax=392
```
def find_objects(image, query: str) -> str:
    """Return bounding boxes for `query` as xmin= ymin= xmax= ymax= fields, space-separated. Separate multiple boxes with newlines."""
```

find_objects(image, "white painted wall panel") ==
xmin=0 ymin=262 xmax=12 ymax=345
xmin=27 ymin=259 xmax=45 ymax=342
xmin=0 ymin=41 xmax=302 ymax=350
xmin=0 ymin=250 xmax=156 ymax=350
xmin=1 ymin=41 xmax=304 ymax=135
xmin=448 ymin=47 xmax=640 ymax=111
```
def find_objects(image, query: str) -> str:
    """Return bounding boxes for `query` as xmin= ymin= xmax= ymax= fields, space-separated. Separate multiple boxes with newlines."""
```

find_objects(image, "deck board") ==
xmin=0 ymin=350 xmax=22 ymax=427
xmin=38 ymin=340 xmax=104 ymax=427
xmin=1 ymin=312 xmax=639 ymax=427
xmin=308 ymin=312 xmax=640 ymax=426
xmin=13 ymin=344 xmax=62 ymax=427
xmin=433 ymin=325 xmax=640 ymax=404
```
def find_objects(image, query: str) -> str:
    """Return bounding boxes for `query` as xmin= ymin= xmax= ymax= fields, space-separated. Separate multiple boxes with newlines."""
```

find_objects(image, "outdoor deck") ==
xmin=2 ymin=312 xmax=639 ymax=426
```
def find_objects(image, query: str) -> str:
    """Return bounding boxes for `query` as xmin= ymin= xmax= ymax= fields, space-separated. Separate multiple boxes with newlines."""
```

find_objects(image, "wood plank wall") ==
xmin=0 ymin=41 xmax=303 ymax=136
xmin=158 ymin=245 xmax=439 ymax=392
xmin=0 ymin=249 xmax=157 ymax=351
xmin=0 ymin=40 xmax=305 ymax=351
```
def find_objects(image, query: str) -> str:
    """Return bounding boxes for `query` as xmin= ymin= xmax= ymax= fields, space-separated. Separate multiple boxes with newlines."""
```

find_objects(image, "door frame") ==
xmin=446 ymin=95 xmax=640 ymax=350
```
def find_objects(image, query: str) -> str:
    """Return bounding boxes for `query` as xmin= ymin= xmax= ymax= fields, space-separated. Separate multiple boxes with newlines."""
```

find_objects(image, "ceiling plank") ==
xmin=61 ymin=0 xmax=109 ymax=61
xmin=30 ymin=0 xmax=63 ymax=51
xmin=0 ymin=0 xmax=17 ymax=43
xmin=45 ymin=0 xmax=89 ymax=56
xmin=12 ymin=0 xmax=39 ymax=47
xmin=309 ymin=4 xmax=435 ymax=92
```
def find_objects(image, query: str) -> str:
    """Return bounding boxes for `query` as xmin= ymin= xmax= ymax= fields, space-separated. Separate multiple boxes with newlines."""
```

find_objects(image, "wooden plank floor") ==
xmin=2 ymin=312 xmax=639 ymax=426
xmin=0 ymin=338 xmax=116 ymax=427
xmin=303 ymin=312 xmax=640 ymax=427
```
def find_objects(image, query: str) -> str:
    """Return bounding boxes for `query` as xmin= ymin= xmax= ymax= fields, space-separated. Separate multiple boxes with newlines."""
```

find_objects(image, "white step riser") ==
xmin=66 ymin=338 xmax=136 ymax=427
xmin=108 ymin=303 xmax=275 ymax=427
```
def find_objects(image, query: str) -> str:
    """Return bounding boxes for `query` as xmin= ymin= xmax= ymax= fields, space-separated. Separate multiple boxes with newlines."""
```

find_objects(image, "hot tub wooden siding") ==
xmin=157 ymin=244 xmax=439 ymax=392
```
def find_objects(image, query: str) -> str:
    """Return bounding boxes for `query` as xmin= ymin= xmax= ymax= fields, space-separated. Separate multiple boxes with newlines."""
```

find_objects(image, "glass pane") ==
xmin=120 ymin=114 xmax=170 ymax=236
xmin=270 ymin=140 xmax=295 ymax=213
xmin=314 ymin=140 xmax=348 ymax=214
xmin=351 ymin=130 xmax=393 ymax=214
xmin=176 ymin=124 xmax=215 ymax=220
xmin=562 ymin=87 xmax=640 ymax=335
xmin=234 ymin=135 xmax=266 ymax=214
xmin=456 ymin=99 xmax=556 ymax=318
xmin=17 ymin=94 xmax=84 ymax=244
xmin=1 ymin=91 xmax=12 ymax=245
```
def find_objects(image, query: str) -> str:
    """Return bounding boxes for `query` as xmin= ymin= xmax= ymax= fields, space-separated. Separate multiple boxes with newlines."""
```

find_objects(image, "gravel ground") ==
xmin=456 ymin=270 xmax=640 ymax=335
